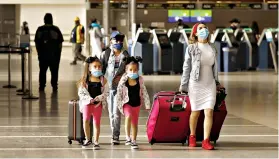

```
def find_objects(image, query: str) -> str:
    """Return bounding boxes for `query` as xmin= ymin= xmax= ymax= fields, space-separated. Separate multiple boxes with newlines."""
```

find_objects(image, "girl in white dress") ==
xmin=179 ymin=23 xmax=223 ymax=150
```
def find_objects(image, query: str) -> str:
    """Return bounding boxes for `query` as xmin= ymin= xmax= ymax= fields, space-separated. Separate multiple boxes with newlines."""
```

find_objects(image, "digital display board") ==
xmin=190 ymin=10 xmax=212 ymax=23
xmin=168 ymin=10 xmax=190 ymax=23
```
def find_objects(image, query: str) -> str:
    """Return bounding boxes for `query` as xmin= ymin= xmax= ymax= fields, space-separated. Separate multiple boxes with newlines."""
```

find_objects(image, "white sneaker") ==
xmin=125 ymin=140 xmax=132 ymax=145
xmin=131 ymin=141 xmax=139 ymax=149
xmin=93 ymin=143 xmax=100 ymax=150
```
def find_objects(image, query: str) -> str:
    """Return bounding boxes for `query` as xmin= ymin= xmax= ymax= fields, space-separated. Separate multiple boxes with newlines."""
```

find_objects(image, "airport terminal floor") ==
xmin=0 ymin=47 xmax=277 ymax=158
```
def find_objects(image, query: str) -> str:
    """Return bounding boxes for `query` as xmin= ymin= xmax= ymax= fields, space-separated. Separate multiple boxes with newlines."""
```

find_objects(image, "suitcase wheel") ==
xmin=182 ymin=139 xmax=187 ymax=146
xmin=214 ymin=140 xmax=217 ymax=145
xmin=68 ymin=140 xmax=72 ymax=145
xmin=150 ymin=138 xmax=155 ymax=145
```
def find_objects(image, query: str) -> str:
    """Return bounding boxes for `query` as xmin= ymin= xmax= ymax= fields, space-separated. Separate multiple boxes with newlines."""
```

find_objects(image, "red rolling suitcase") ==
xmin=146 ymin=91 xmax=191 ymax=145
xmin=193 ymin=101 xmax=227 ymax=144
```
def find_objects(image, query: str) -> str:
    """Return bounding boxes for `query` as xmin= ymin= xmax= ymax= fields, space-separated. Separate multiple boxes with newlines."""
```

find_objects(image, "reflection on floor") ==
xmin=0 ymin=53 xmax=277 ymax=158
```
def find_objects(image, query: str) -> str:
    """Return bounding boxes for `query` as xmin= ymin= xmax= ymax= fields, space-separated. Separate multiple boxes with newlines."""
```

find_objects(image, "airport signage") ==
xmin=112 ymin=3 xmax=129 ymax=9
xmin=91 ymin=2 xmax=263 ymax=10
xmin=202 ymin=3 xmax=262 ymax=9
xmin=90 ymin=3 xmax=196 ymax=9
xmin=249 ymin=3 xmax=263 ymax=9
xmin=135 ymin=3 xmax=196 ymax=9
xmin=202 ymin=4 xmax=215 ymax=9
xmin=268 ymin=3 xmax=278 ymax=10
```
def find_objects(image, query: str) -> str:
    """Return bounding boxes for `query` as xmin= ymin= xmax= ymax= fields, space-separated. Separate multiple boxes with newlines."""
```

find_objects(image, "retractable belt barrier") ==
xmin=0 ymin=45 xmax=38 ymax=100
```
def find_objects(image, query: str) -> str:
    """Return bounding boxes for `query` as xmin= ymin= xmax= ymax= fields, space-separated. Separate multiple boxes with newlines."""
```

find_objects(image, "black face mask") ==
xmin=231 ymin=26 xmax=237 ymax=30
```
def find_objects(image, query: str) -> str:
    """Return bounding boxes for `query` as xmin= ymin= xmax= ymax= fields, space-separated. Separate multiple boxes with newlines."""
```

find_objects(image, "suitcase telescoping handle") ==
xmin=169 ymin=92 xmax=188 ymax=112
xmin=175 ymin=91 xmax=188 ymax=95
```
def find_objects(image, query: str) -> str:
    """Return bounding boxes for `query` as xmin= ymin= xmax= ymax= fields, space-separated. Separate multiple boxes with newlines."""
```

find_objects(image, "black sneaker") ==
xmin=131 ymin=142 xmax=139 ymax=149
xmin=125 ymin=140 xmax=132 ymax=146
xmin=82 ymin=140 xmax=92 ymax=146
xmin=111 ymin=138 xmax=120 ymax=145
xmin=93 ymin=143 xmax=100 ymax=150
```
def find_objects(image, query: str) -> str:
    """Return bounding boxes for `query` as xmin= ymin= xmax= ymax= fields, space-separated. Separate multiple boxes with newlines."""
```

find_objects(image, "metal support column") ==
xmin=130 ymin=0 xmax=136 ymax=41
xmin=85 ymin=1 xmax=91 ymax=56
xmin=103 ymin=0 xmax=110 ymax=47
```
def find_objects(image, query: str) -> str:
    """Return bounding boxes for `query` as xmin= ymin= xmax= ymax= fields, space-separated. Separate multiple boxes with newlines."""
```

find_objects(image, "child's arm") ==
xmin=94 ymin=78 xmax=109 ymax=102
xmin=142 ymin=84 xmax=151 ymax=110
xmin=78 ymin=84 xmax=93 ymax=105
xmin=115 ymin=84 xmax=123 ymax=109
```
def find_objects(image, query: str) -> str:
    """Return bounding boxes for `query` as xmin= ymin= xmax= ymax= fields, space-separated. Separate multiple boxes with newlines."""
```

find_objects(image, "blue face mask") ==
xmin=112 ymin=43 xmax=123 ymax=50
xmin=91 ymin=23 xmax=101 ymax=29
xmin=91 ymin=69 xmax=103 ymax=77
xmin=127 ymin=73 xmax=139 ymax=80
xmin=197 ymin=28 xmax=209 ymax=40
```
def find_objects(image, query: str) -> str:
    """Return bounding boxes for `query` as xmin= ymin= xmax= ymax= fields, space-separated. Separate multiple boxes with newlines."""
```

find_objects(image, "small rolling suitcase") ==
xmin=193 ymin=89 xmax=227 ymax=144
xmin=147 ymin=91 xmax=191 ymax=145
xmin=68 ymin=100 xmax=92 ymax=145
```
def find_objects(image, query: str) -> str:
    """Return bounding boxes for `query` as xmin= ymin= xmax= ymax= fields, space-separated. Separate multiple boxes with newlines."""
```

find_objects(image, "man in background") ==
xmin=177 ymin=19 xmax=189 ymax=29
xmin=70 ymin=17 xmax=86 ymax=65
xmin=111 ymin=27 xmax=118 ymax=33
xmin=230 ymin=18 xmax=240 ymax=32
xmin=35 ymin=13 xmax=64 ymax=92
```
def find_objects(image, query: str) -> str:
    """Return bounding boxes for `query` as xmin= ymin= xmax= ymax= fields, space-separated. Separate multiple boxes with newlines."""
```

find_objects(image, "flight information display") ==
xmin=190 ymin=10 xmax=212 ymax=23
xmin=168 ymin=10 xmax=190 ymax=23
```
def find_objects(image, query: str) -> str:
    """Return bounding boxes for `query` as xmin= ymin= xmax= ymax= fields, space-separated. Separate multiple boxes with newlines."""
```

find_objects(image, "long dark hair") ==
xmin=77 ymin=56 xmax=101 ymax=87
xmin=251 ymin=21 xmax=260 ymax=34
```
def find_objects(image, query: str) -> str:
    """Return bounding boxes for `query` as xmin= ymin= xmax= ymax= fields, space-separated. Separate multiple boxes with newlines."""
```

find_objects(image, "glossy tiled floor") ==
xmin=0 ymin=49 xmax=278 ymax=158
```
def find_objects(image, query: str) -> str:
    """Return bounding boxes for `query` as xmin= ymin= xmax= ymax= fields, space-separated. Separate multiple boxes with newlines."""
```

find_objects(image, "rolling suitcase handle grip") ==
xmin=175 ymin=91 xmax=188 ymax=95
xmin=169 ymin=93 xmax=188 ymax=112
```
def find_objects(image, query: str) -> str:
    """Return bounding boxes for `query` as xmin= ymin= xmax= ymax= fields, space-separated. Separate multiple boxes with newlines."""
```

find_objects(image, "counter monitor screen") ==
xmin=157 ymin=34 xmax=172 ymax=48
xmin=168 ymin=10 xmax=190 ymax=23
xmin=137 ymin=32 xmax=151 ymax=43
xmin=190 ymin=10 xmax=212 ymax=23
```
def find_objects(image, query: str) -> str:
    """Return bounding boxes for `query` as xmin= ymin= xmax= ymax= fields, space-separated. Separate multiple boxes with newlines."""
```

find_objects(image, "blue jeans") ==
xmin=107 ymin=89 xmax=121 ymax=139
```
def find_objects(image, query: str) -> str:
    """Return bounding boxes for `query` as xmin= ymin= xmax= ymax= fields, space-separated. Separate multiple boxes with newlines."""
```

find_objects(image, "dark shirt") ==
xmin=88 ymin=81 xmax=102 ymax=104
xmin=125 ymin=80 xmax=141 ymax=107
xmin=35 ymin=25 xmax=64 ymax=60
